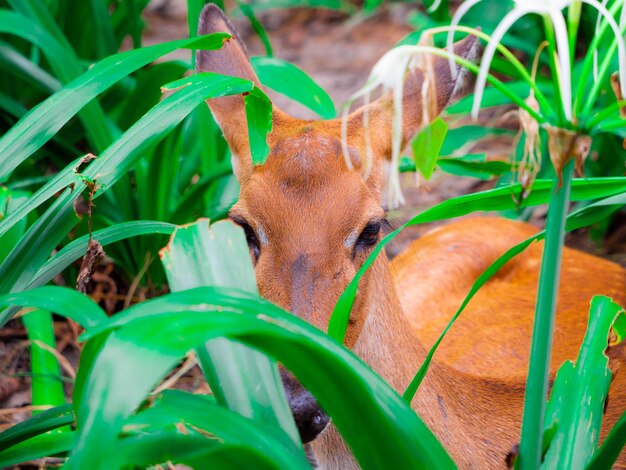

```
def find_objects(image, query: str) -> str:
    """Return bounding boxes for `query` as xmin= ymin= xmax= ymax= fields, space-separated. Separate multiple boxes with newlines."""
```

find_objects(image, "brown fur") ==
xmin=196 ymin=5 xmax=626 ymax=468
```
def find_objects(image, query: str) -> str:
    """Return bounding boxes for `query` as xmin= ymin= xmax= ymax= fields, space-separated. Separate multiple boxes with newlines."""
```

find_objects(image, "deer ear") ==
xmin=346 ymin=34 xmax=481 ymax=160
xmin=196 ymin=4 xmax=261 ymax=182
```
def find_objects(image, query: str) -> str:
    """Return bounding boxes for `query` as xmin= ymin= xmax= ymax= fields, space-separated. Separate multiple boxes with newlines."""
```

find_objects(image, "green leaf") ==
xmin=0 ymin=189 xmax=79 ymax=296
xmin=92 ymin=72 xmax=252 ymax=192
xmin=0 ymin=158 xmax=81 ymax=239
xmin=244 ymin=86 xmax=273 ymax=166
xmin=0 ymin=187 xmax=29 ymax=263
xmin=0 ymin=404 xmax=73 ymax=452
xmin=32 ymin=221 xmax=175 ymax=289
xmin=0 ymin=432 xmax=75 ymax=468
xmin=74 ymin=286 xmax=453 ymax=469
xmin=0 ymin=41 xmax=61 ymax=93
xmin=0 ymin=286 xmax=107 ymax=329
xmin=160 ymin=219 xmax=300 ymax=446
xmin=586 ymin=409 xmax=626 ymax=470
xmin=238 ymin=2 xmax=273 ymax=56
xmin=0 ymin=30 xmax=230 ymax=182
xmin=437 ymin=154 xmax=512 ymax=180
xmin=122 ymin=390 xmax=306 ymax=468
xmin=251 ymin=56 xmax=337 ymax=119
xmin=411 ymin=117 xmax=448 ymax=180
xmin=440 ymin=125 xmax=513 ymax=156
xmin=542 ymin=297 xmax=625 ymax=469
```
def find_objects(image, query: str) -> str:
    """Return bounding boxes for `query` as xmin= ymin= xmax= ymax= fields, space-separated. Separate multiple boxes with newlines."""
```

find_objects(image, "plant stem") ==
xmin=517 ymin=160 xmax=574 ymax=470
xmin=22 ymin=309 xmax=66 ymax=413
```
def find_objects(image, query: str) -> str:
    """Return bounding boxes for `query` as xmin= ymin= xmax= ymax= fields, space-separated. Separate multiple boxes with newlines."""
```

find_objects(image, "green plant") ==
xmin=1 ymin=1 xmax=626 ymax=468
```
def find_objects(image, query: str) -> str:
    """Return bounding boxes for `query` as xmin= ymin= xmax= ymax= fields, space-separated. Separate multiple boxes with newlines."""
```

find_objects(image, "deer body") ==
xmin=196 ymin=5 xmax=626 ymax=468
xmin=314 ymin=217 xmax=626 ymax=469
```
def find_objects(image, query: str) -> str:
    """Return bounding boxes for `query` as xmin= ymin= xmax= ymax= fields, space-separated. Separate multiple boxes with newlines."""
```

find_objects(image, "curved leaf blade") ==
xmin=251 ymin=56 xmax=336 ymax=119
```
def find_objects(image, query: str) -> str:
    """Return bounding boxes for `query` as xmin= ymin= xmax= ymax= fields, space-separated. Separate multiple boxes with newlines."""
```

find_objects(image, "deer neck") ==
xmin=352 ymin=254 xmax=430 ymax=393
xmin=351 ymin=253 xmax=503 ymax=468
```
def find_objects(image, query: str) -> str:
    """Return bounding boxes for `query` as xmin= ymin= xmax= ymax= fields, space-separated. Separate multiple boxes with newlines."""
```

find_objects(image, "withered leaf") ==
xmin=76 ymin=238 xmax=105 ymax=293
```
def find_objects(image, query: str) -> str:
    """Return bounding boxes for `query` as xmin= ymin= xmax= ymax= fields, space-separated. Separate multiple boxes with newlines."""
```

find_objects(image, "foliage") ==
xmin=0 ymin=0 xmax=625 ymax=469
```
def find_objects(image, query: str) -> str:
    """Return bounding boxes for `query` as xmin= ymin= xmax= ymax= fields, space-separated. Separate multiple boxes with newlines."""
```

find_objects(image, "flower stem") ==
xmin=517 ymin=159 xmax=574 ymax=470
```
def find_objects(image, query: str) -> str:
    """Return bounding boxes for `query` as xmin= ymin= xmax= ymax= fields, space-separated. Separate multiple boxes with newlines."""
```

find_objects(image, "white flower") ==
xmin=448 ymin=0 xmax=626 ymax=121
xmin=341 ymin=45 xmax=441 ymax=208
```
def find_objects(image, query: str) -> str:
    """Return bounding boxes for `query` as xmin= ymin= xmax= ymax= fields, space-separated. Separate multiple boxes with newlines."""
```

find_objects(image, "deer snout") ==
xmin=280 ymin=368 xmax=329 ymax=443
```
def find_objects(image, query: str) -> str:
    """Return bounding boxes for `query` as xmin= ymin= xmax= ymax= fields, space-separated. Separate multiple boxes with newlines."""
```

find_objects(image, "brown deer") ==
xmin=196 ymin=5 xmax=626 ymax=469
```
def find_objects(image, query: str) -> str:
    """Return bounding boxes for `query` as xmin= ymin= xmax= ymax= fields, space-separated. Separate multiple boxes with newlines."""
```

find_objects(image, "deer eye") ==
xmin=354 ymin=221 xmax=382 ymax=253
xmin=232 ymin=217 xmax=261 ymax=262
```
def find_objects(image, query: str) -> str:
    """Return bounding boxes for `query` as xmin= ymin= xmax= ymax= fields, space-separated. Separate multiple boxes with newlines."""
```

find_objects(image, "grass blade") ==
xmin=0 ymin=432 xmax=74 ymax=468
xmin=0 ymin=31 xmax=229 ymax=182
xmin=403 ymin=189 xmax=625 ymax=400
xmin=30 ymin=221 xmax=175 ymax=291
xmin=0 ymin=404 xmax=73 ymax=452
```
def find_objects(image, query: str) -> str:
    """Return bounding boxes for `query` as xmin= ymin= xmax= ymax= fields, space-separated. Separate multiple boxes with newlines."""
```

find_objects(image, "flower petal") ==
xmin=447 ymin=0 xmax=484 ymax=78
xmin=472 ymin=7 xmax=530 ymax=119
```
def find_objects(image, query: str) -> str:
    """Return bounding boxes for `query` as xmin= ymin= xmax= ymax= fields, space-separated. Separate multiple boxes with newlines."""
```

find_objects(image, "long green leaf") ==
xmin=0 ymin=42 xmax=61 ymax=93
xmin=542 ymin=296 xmax=625 ymax=469
xmin=519 ymin=161 xmax=575 ymax=470
xmin=238 ymin=2 xmax=273 ymax=56
xmin=73 ymin=286 xmax=454 ymax=469
xmin=411 ymin=117 xmax=448 ymax=180
xmin=91 ymin=72 xmax=252 ymax=192
xmin=0 ymin=432 xmax=75 ymax=468
xmin=0 ymin=158 xmax=81 ymax=239
xmin=0 ymin=30 xmax=229 ymax=182
xmin=586 ymin=410 xmax=626 ymax=470
xmin=160 ymin=220 xmax=300 ymax=446
xmin=0 ymin=189 xmax=79 ymax=295
xmin=32 ymin=221 xmax=175 ymax=289
xmin=244 ymin=86 xmax=273 ymax=166
xmin=0 ymin=404 xmax=73 ymax=452
xmin=22 ymin=309 xmax=67 ymax=413
xmin=0 ymin=187 xmax=29 ymax=263
xmin=251 ymin=56 xmax=336 ymax=119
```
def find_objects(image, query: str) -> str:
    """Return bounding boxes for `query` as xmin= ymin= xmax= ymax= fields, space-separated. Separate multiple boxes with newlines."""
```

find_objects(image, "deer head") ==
xmin=197 ymin=3 xmax=479 ymax=445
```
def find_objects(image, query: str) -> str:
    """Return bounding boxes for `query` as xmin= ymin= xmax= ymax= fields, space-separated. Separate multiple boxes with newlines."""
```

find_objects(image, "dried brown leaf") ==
xmin=545 ymin=126 xmax=592 ymax=187
xmin=76 ymin=239 xmax=105 ymax=294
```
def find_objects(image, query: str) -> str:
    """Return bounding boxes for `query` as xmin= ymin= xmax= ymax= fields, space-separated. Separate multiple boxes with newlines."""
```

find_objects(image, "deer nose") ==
xmin=280 ymin=369 xmax=330 ymax=443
